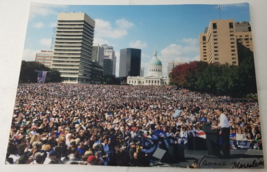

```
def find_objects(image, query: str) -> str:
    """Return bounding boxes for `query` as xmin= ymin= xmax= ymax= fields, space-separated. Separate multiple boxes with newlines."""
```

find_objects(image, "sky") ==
xmin=23 ymin=3 xmax=250 ymax=77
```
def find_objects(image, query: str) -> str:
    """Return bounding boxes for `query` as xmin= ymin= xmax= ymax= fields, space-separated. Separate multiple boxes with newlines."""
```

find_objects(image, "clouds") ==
xmin=29 ymin=3 xmax=68 ymax=20
xmin=156 ymin=38 xmax=199 ymax=76
xmin=116 ymin=19 xmax=134 ymax=29
xmin=94 ymin=18 xmax=134 ymax=45
xmin=33 ymin=22 xmax=44 ymax=28
xmin=49 ymin=22 xmax=57 ymax=27
xmin=218 ymin=3 xmax=248 ymax=11
xmin=39 ymin=38 xmax=51 ymax=47
xmin=22 ymin=49 xmax=39 ymax=61
xmin=129 ymin=40 xmax=147 ymax=49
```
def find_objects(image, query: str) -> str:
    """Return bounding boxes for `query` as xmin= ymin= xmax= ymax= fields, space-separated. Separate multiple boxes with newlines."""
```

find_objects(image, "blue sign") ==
xmin=173 ymin=110 xmax=181 ymax=117
xmin=199 ymin=117 xmax=207 ymax=122
xmin=238 ymin=141 xmax=248 ymax=146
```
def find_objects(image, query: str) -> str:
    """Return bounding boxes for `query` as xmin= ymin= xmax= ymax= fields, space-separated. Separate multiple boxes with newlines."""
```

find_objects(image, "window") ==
xmin=245 ymin=35 xmax=249 ymax=37
xmin=231 ymin=46 xmax=235 ymax=48
xmin=232 ymin=61 xmax=237 ymax=64
xmin=230 ymin=30 xmax=234 ymax=33
xmin=244 ymin=38 xmax=249 ymax=40
xmin=215 ymin=58 xmax=219 ymax=60
xmin=230 ymin=38 xmax=235 ymax=40
xmin=246 ymin=45 xmax=250 ymax=46
xmin=215 ymin=54 xmax=219 ymax=56
xmin=214 ymin=50 xmax=218 ymax=52
xmin=229 ymin=22 xmax=234 ymax=29
xmin=214 ymin=46 xmax=218 ymax=48
xmin=203 ymin=52 xmax=206 ymax=54
xmin=231 ymin=50 xmax=235 ymax=52
xmin=250 ymin=38 xmax=252 ymax=40
xmin=231 ymin=42 xmax=235 ymax=44
xmin=214 ymin=42 xmax=218 ymax=44
xmin=204 ymin=58 xmax=207 ymax=60
xmin=214 ymin=39 xmax=218 ymax=41
xmin=202 ymin=36 xmax=206 ymax=41
xmin=204 ymin=55 xmax=207 ymax=57
xmin=239 ymin=35 xmax=242 ymax=37
xmin=203 ymin=49 xmax=206 ymax=51
xmin=203 ymin=46 xmax=206 ymax=48
xmin=232 ymin=57 xmax=236 ymax=60
xmin=214 ymin=35 xmax=217 ymax=37
xmin=230 ymin=34 xmax=234 ymax=37
xmin=213 ymin=31 xmax=217 ymax=33
xmin=232 ymin=54 xmax=236 ymax=56
xmin=248 ymin=27 xmax=251 ymax=31
xmin=213 ymin=23 xmax=217 ymax=29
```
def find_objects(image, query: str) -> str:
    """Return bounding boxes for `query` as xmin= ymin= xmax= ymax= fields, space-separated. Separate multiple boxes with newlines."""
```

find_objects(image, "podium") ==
xmin=203 ymin=123 xmax=220 ymax=156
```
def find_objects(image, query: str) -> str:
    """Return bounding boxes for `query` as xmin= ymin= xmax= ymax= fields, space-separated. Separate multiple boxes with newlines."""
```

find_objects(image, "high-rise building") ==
xmin=50 ymin=27 xmax=56 ymax=50
xmin=167 ymin=62 xmax=186 ymax=75
xmin=103 ymin=57 xmax=113 ymax=76
xmin=102 ymin=44 xmax=116 ymax=76
xmin=92 ymin=44 xmax=104 ymax=66
xmin=51 ymin=12 xmax=95 ymax=83
xmin=35 ymin=50 xmax=53 ymax=68
xmin=199 ymin=19 xmax=253 ymax=65
xmin=140 ymin=67 xmax=144 ymax=77
xmin=119 ymin=48 xmax=141 ymax=77
xmin=91 ymin=62 xmax=103 ymax=84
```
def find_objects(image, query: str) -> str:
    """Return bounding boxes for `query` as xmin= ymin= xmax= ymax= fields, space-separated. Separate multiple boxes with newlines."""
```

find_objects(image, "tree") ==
xmin=19 ymin=61 xmax=62 ymax=83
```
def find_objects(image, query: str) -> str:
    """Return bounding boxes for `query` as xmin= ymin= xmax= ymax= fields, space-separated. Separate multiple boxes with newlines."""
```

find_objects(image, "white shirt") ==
xmin=218 ymin=113 xmax=229 ymax=128
xmin=236 ymin=133 xmax=246 ymax=141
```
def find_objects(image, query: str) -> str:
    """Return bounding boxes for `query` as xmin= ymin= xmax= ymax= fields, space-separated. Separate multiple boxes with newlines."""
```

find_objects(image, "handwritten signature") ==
xmin=194 ymin=157 xmax=227 ymax=167
xmin=232 ymin=159 xmax=264 ymax=169
xmin=194 ymin=157 xmax=264 ymax=169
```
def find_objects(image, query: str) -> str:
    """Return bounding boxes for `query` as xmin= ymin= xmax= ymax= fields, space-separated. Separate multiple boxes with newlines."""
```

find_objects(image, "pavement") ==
xmin=150 ymin=149 xmax=264 ymax=169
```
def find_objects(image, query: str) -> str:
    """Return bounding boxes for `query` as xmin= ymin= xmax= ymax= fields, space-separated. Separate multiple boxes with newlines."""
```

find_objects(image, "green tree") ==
xmin=19 ymin=61 xmax=62 ymax=83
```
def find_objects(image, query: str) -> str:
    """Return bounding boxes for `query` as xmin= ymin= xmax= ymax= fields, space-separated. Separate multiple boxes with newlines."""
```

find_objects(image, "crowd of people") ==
xmin=6 ymin=83 xmax=262 ymax=165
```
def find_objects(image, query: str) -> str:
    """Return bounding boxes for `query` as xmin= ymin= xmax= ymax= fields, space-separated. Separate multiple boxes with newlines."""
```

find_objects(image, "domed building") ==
xmin=127 ymin=50 xmax=169 ymax=86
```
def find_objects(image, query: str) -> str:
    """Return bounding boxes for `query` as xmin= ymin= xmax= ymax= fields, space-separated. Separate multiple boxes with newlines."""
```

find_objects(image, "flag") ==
xmin=37 ymin=71 xmax=47 ymax=83
xmin=195 ymin=130 xmax=206 ymax=139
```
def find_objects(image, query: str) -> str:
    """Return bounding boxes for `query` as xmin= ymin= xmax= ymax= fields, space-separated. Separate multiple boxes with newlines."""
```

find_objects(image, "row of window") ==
xmin=149 ymin=69 xmax=161 ymax=72
xmin=128 ymin=80 xmax=168 ymax=84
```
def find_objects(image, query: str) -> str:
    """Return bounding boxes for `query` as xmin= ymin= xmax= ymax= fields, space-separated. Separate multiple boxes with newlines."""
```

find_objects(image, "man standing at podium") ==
xmin=214 ymin=108 xmax=230 ymax=159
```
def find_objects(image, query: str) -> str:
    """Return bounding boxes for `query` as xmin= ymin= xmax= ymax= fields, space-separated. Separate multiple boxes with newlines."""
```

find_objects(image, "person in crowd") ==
xmin=6 ymin=83 xmax=261 ymax=165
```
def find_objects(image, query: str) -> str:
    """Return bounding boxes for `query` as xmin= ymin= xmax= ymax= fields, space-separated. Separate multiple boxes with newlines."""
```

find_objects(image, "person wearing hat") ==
xmin=87 ymin=155 xmax=98 ymax=165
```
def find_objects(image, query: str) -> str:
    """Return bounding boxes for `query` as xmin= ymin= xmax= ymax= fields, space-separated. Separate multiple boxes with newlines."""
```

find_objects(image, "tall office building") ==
xmin=199 ymin=19 xmax=253 ymax=65
xmin=92 ymin=44 xmax=104 ymax=66
xmin=167 ymin=62 xmax=186 ymax=75
xmin=102 ymin=44 xmax=116 ymax=76
xmin=140 ymin=67 xmax=144 ymax=77
xmin=119 ymin=48 xmax=141 ymax=77
xmin=103 ymin=57 xmax=113 ymax=76
xmin=51 ymin=12 xmax=95 ymax=83
xmin=35 ymin=50 xmax=53 ymax=68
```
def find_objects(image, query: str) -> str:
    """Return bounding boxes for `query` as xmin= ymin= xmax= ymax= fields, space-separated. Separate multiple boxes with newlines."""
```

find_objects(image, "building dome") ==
xmin=148 ymin=50 xmax=162 ymax=66
xmin=147 ymin=50 xmax=163 ymax=78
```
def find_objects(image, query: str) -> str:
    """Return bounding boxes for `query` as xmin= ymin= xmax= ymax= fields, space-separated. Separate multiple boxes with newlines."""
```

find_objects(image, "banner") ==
xmin=37 ymin=71 xmax=47 ymax=83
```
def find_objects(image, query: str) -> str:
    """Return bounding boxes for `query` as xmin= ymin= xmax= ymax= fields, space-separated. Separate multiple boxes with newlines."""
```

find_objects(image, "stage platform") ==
xmin=150 ymin=149 xmax=264 ymax=169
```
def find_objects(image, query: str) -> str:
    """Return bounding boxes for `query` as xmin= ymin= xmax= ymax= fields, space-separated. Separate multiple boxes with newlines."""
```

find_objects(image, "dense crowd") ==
xmin=6 ymin=83 xmax=262 ymax=165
